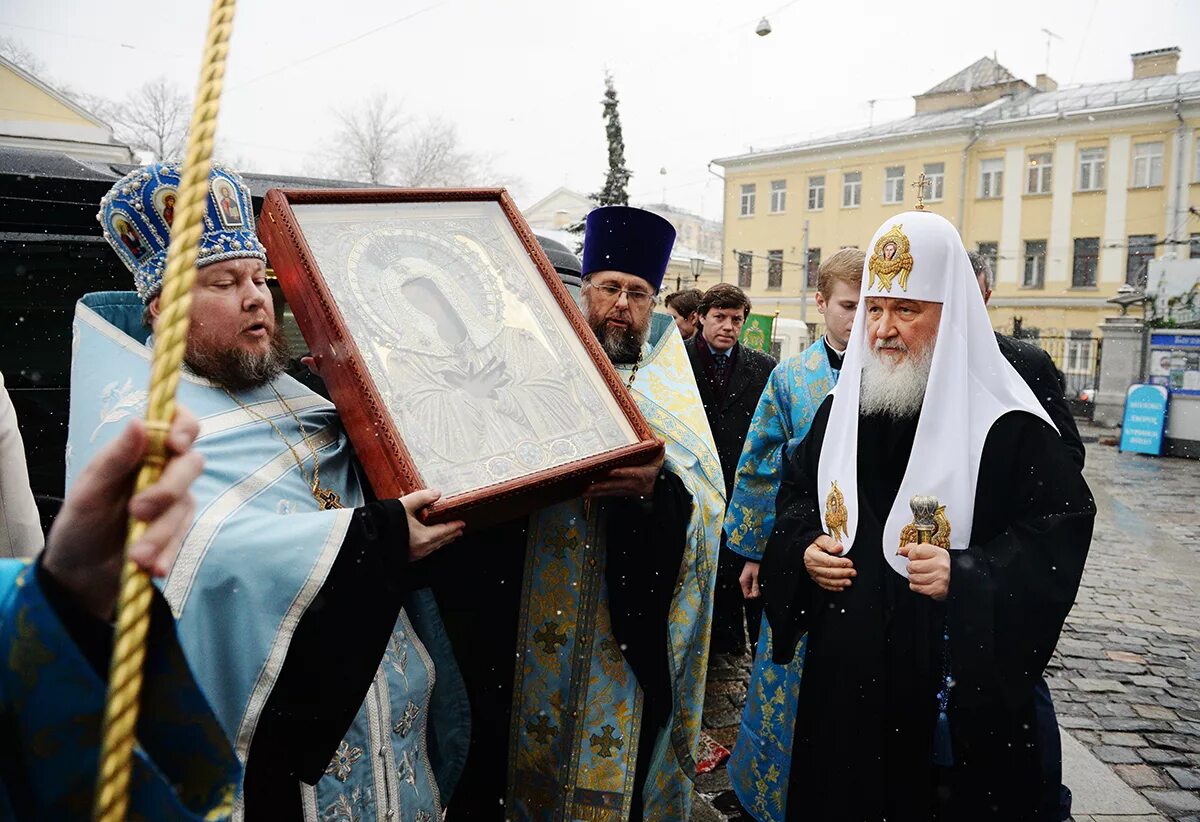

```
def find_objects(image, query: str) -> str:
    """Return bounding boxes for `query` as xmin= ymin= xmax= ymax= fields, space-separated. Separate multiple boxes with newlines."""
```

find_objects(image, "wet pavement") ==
xmin=693 ymin=438 xmax=1200 ymax=821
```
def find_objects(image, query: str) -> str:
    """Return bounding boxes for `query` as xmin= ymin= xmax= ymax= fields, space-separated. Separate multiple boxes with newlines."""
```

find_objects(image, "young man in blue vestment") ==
xmin=722 ymin=248 xmax=862 ymax=821
xmin=1 ymin=409 xmax=241 ymax=818
xmin=68 ymin=163 xmax=470 ymax=820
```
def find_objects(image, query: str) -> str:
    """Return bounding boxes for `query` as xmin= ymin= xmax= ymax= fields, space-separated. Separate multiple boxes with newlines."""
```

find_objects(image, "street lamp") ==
xmin=690 ymin=256 xmax=705 ymax=288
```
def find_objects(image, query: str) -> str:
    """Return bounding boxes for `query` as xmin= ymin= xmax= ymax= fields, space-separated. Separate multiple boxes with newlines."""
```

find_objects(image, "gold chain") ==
xmin=625 ymin=352 xmax=643 ymax=390
xmin=222 ymin=386 xmax=342 ymax=509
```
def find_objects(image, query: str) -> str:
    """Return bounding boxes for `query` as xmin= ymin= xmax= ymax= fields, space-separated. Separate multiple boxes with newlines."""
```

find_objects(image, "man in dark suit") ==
xmin=685 ymin=283 xmax=776 ymax=655
xmin=970 ymin=250 xmax=1082 ymax=822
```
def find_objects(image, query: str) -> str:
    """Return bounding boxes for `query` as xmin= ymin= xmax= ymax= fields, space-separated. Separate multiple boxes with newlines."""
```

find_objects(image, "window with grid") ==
xmin=807 ymin=175 xmax=825 ymax=210
xmin=1126 ymin=235 xmax=1156 ymax=286
xmin=1027 ymin=153 xmax=1053 ymax=194
xmin=977 ymin=242 xmax=998 ymax=279
xmin=884 ymin=166 xmax=905 ymax=204
xmin=1195 ymin=131 xmax=1200 ymax=182
xmin=1065 ymin=330 xmax=1094 ymax=375
xmin=806 ymin=248 xmax=821 ymax=289
xmin=740 ymin=184 xmax=756 ymax=216
xmin=769 ymin=180 xmax=787 ymax=213
xmin=1132 ymin=142 xmax=1164 ymax=188
xmin=1022 ymin=240 xmax=1046 ymax=288
xmin=979 ymin=158 xmax=1003 ymax=198
xmin=1072 ymin=238 xmax=1099 ymax=287
xmin=923 ymin=162 xmax=945 ymax=201
xmin=1191 ymin=233 xmax=1200 ymax=259
xmin=737 ymin=251 xmax=753 ymax=287
xmin=842 ymin=171 xmax=861 ymax=207
xmin=1078 ymin=147 xmax=1106 ymax=191
xmin=767 ymin=249 xmax=784 ymax=289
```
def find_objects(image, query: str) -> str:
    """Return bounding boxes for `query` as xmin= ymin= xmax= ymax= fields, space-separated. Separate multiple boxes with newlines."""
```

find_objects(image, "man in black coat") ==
xmin=970 ymin=250 xmax=1083 ymax=821
xmin=685 ymin=283 xmax=776 ymax=655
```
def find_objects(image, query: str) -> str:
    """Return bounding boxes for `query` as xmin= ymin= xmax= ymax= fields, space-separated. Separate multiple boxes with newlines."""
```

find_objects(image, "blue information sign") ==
xmin=1119 ymin=384 xmax=1168 ymax=455
xmin=1148 ymin=332 xmax=1200 ymax=397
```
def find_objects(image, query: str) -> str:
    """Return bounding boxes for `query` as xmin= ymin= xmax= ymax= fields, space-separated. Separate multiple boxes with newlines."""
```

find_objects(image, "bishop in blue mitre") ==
xmin=66 ymin=162 xmax=470 ymax=820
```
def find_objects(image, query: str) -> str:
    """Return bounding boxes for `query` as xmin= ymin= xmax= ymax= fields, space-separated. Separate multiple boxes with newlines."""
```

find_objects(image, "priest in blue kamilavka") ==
xmin=67 ymin=162 xmax=470 ymax=820
xmin=723 ymin=248 xmax=862 ymax=821
xmin=434 ymin=206 xmax=724 ymax=821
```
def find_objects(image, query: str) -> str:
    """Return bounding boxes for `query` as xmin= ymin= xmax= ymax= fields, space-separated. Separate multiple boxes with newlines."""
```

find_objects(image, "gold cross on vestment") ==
xmin=912 ymin=172 xmax=931 ymax=210
xmin=314 ymin=486 xmax=343 ymax=510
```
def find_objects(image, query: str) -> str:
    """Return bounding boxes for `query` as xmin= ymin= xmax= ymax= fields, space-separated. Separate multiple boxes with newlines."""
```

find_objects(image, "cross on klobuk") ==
xmin=912 ymin=172 xmax=931 ymax=211
xmin=589 ymin=725 xmax=624 ymax=758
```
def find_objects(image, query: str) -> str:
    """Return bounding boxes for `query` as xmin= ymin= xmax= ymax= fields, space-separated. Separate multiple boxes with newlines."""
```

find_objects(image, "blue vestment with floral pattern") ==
xmin=66 ymin=292 xmax=469 ymax=822
xmin=507 ymin=314 xmax=725 ymax=820
xmin=723 ymin=339 xmax=837 ymax=822
xmin=0 ymin=559 xmax=240 ymax=818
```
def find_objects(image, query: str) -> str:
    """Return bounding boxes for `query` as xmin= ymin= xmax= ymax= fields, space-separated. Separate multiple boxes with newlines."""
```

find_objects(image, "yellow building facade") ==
xmin=713 ymin=50 xmax=1200 ymax=344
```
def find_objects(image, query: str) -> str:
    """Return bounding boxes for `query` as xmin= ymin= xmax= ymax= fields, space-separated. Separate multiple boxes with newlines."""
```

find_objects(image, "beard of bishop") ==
xmin=859 ymin=335 xmax=936 ymax=419
xmin=584 ymin=293 xmax=651 ymax=365
xmin=185 ymin=327 xmax=293 ymax=392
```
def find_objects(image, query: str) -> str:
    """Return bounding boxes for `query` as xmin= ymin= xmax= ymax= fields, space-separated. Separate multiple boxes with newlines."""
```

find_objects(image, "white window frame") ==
xmin=842 ymin=171 xmax=861 ymax=208
xmin=1022 ymin=240 xmax=1046 ymax=288
xmin=807 ymin=175 xmax=825 ymax=210
xmin=769 ymin=179 xmax=787 ymax=213
xmin=1078 ymin=147 xmax=1106 ymax=192
xmin=1194 ymin=131 xmax=1200 ymax=183
xmin=883 ymin=166 xmax=905 ymax=204
xmin=1065 ymin=330 xmax=1094 ymax=376
xmin=1027 ymin=153 xmax=1053 ymax=195
xmin=740 ymin=183 xmax=756 ymax=216
xmin=923 ymin=162 xmax=945 ymax=201
xmin=1132 ymin=142 xmax=1164 ymax=188
xmin=979 ymin=158 xmax=1003 ymax=198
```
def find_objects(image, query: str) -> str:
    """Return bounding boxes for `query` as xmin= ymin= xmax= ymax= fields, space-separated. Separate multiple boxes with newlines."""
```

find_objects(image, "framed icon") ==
xmin=259 ymin=187 xmax=659 ymax=527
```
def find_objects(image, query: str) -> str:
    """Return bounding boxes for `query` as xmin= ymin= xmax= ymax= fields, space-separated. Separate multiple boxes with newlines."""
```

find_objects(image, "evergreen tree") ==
xmin=594 ymin=72 xmax=631 ymax=206
xmin=569 ymin=73 xmax=632 ymax=250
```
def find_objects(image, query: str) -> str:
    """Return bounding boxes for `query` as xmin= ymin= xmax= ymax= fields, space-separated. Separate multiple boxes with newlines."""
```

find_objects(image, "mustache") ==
xmin=874 ymin=338 xmax=908 ymax=351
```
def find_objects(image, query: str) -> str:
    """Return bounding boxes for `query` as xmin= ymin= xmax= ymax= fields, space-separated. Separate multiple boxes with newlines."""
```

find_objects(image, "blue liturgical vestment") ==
xmin=65 ymin=292 xmax=469 ymax=821
xmin=0 ymin=559 xmax=240 ymax=818
xmin=507 ymin=314 xmax=725 ymax=820
xmin=722 ymin=339 xmax=837 ymax=822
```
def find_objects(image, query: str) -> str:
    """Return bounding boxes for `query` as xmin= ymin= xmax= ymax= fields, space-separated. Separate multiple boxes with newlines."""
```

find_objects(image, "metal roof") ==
xmin=715 ymin=69 xmax=1200 ymax=166
xmin=921 ymin=56 xmax=1021 ymax=95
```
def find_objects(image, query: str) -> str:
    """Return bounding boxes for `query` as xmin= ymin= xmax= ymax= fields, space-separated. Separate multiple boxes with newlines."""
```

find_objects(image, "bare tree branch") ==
xmin=0 ymin=36 xmax=45 ymax=76
xmin=331 ymin=92 xmax=407 ymax=184
xmin=323 ymin=93 xmax=510 ymax=189
xmin=102 ymin=78 xmax=191 ymax=162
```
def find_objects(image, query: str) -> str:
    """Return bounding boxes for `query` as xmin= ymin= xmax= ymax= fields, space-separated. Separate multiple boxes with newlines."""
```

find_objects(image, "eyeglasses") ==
xmin=586 ymin=282 xmax=657 ymax=307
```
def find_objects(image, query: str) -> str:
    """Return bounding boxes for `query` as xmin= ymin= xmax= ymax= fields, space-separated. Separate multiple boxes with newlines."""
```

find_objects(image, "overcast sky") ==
xmin=5 ymin=0 xmax=1198 ymax=219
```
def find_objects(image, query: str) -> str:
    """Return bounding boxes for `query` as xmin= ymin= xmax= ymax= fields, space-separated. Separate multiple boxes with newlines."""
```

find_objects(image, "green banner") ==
xmin=740 ymin=312 xmax=774 ymax=353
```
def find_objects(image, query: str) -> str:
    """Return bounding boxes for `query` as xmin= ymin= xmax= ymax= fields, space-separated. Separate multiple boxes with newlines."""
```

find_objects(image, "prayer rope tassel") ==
xmin=92 ymin=1 xmax=238 ymax=819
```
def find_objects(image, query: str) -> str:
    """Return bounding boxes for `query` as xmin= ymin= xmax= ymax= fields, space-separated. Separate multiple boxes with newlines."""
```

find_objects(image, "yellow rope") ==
xmin=92 ymin=1 xmax=237 ymax=818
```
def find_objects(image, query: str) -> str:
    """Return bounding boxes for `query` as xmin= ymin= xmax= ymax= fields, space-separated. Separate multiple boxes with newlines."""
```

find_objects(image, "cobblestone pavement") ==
xmin=695 ymin=441 xmax=1200 ymax=820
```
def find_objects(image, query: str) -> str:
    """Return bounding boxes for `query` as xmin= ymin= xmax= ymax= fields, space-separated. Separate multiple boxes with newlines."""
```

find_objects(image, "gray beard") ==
xmin=595 ymin=321 xmax=647 ymax=364
xmin=186 ymin=329 xmax=292 ymax=392
xmin=859 ymin=341 xmax=934 ymax=419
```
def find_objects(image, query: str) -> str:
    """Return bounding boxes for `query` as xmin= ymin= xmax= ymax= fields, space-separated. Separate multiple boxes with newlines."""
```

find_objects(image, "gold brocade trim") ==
xmin=868 ymin=224 xmax=914 ymax=292
xmin=899 ymin=505 xmax=952 ymax=550
xmin=824 ymin=481 xmax=848 ymax=542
